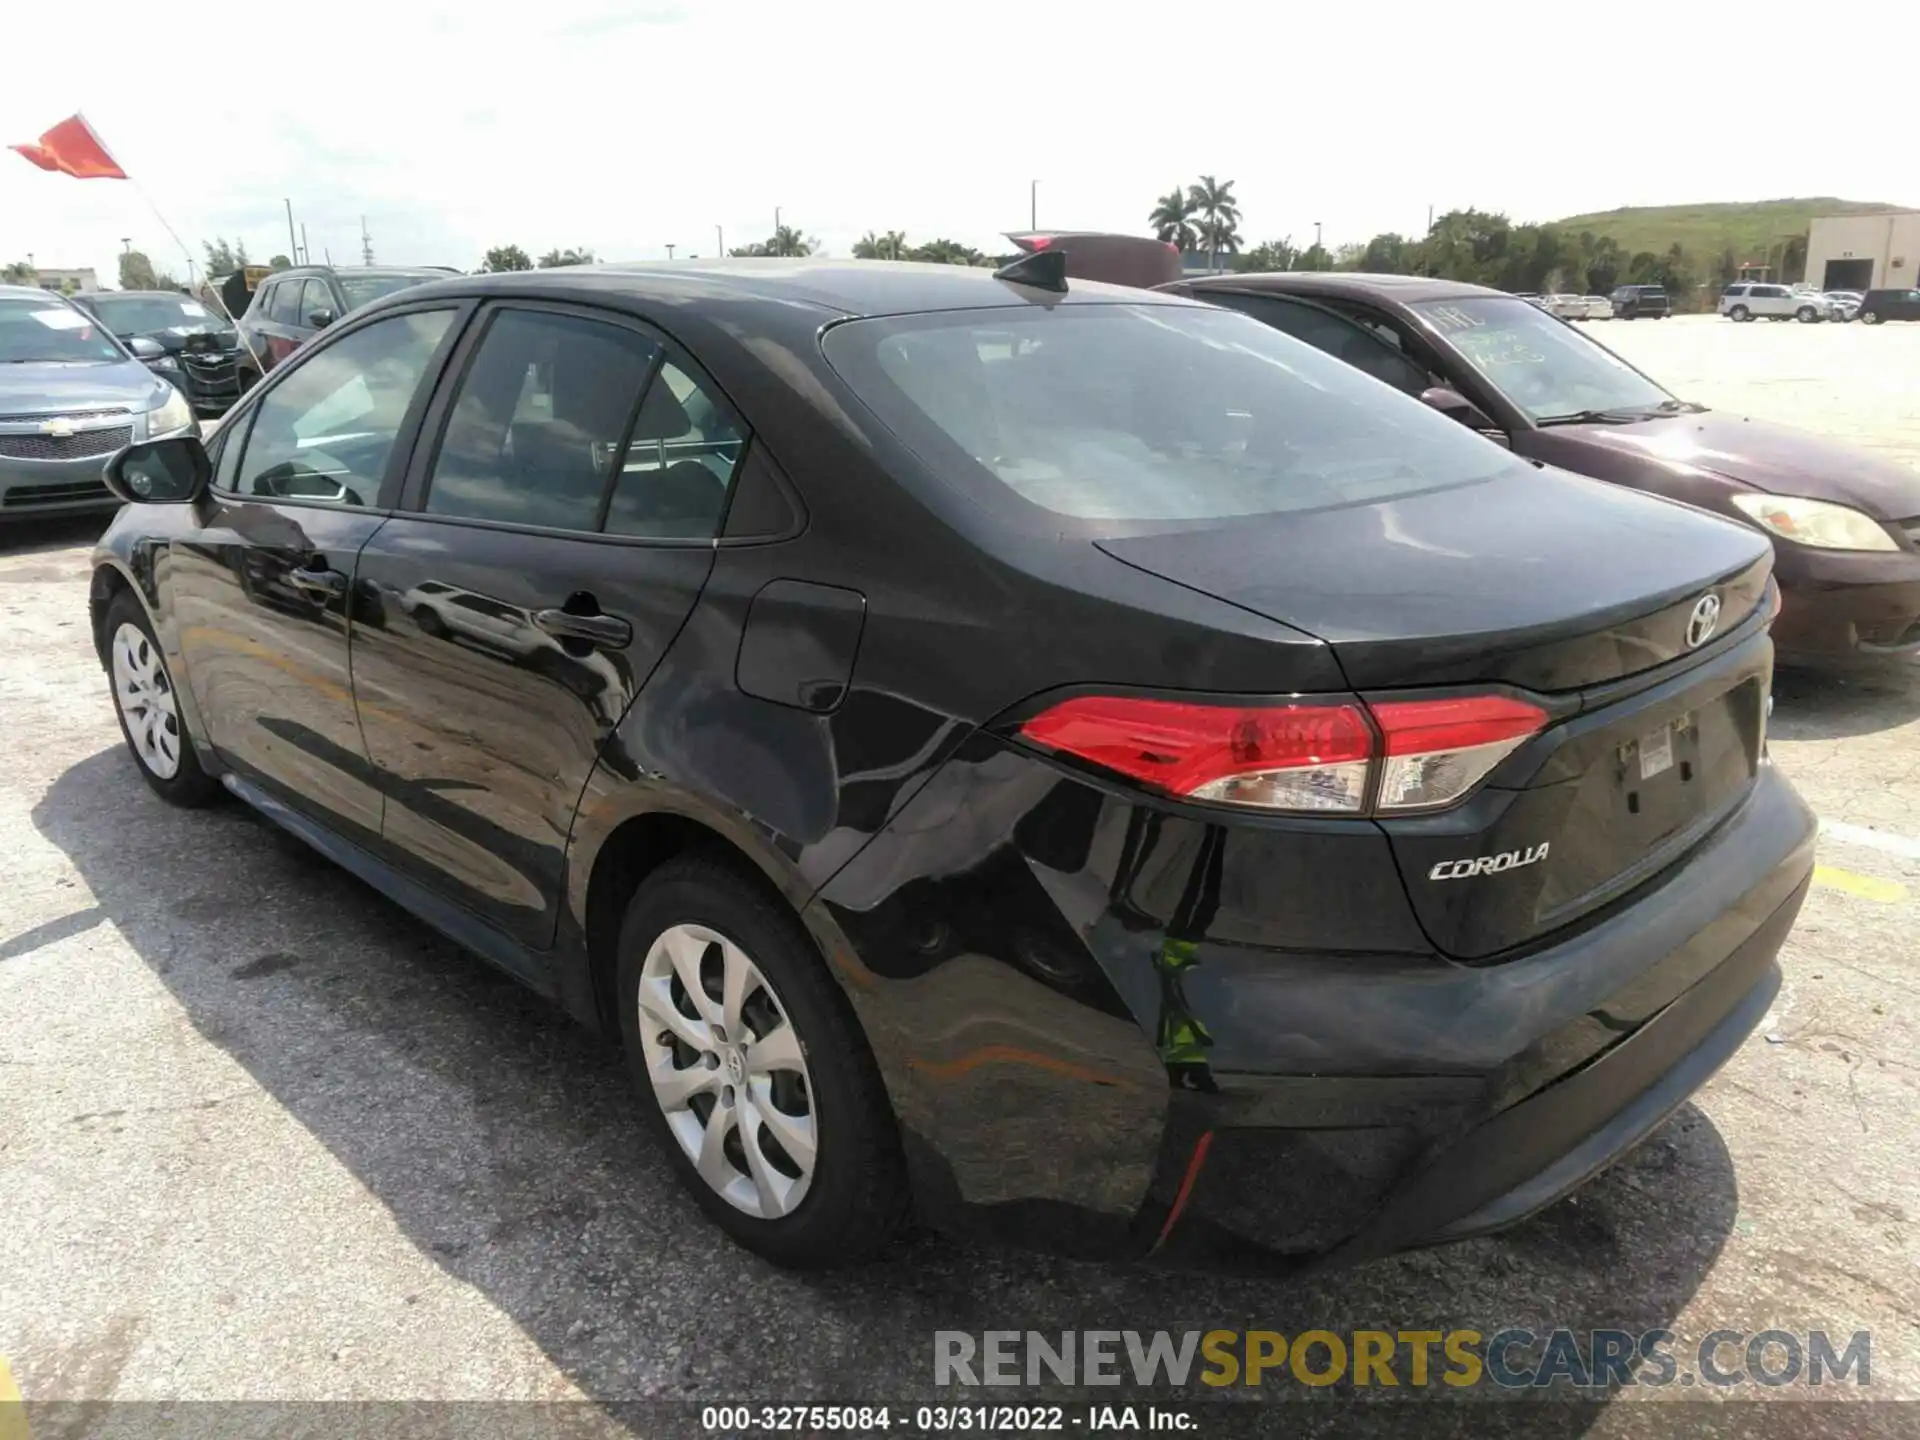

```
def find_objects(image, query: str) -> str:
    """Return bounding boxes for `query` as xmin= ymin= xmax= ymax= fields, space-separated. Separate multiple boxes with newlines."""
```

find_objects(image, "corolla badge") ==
xmin=1686 ymin=593 xmax=1722 ymax=649
xmin=1428 ymin=843 xmax=1550 ymax=881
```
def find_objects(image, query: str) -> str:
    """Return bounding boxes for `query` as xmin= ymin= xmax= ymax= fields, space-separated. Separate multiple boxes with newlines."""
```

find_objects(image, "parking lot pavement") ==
xmin=1 ymin=317 xmax=1917 ymax=1433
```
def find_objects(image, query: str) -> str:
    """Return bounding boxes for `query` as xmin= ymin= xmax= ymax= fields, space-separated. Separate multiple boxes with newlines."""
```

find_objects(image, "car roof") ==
xmin=392 ymin=259 xmax=1197 ymax=319
xmin=273 ymin=266 xmax=448 ymax=280
xmin=1175 ymin=271 xmax=1505 ymax=305
xmin=80 ymin=289 xmax=193 ymax=299
xmin=0 ymin=284 xmax=73 ymax=301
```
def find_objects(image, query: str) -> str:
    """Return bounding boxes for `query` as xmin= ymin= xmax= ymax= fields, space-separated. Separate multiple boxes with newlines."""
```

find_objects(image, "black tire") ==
xmin=1797 ymin=306 xmax=1818 ymax=323
xmin=1861 ymin=310 xmax=1882 ymax=325
xmin=103 ymin=590 xmax=222 ymax=807
xmin=1729 ymin=305 xmax=1749 ymax=321
xmin=614 ymin=855 xmax=909 ymax=1267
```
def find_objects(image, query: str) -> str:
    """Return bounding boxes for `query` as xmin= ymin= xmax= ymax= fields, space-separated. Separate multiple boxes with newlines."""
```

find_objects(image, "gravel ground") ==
xmin=2 ymin=316 xmax=1917 ymax=1436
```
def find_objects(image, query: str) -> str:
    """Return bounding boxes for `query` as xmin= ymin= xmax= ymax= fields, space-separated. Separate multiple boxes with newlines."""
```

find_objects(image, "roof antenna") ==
xmin=993 ymin=247 xmax=1067 ymax=293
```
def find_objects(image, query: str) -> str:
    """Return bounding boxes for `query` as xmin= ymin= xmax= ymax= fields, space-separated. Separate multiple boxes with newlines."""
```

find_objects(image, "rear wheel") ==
xmin=615 ymin=856 xmax=909 ymax=1267
xmin=105 ymin=591 xmax=220 ymax=807
xmin=1861 ymin=309 xmax=1882 ymax=325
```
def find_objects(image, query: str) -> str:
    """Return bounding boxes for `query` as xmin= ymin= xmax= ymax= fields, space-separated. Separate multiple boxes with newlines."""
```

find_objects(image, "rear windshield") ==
xmin=821 ymin=303 xmax=1519 ymax=525
xmin=84 ymin=295 xmax=222 ymax=333
xmin=0 ymin=296 xmax=125 ymax=363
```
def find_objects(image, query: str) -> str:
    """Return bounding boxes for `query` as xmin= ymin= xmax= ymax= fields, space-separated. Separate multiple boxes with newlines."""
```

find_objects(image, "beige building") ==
xmin=1804 ymin=212 xmax=1920 ymax=292
xmin=30 ymin=266 xmax=100 ymax=294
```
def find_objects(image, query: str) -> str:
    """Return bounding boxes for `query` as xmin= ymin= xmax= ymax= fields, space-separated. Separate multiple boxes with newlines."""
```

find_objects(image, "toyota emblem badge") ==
xmin=1686 ymin=593 xmax=1722 ymax=649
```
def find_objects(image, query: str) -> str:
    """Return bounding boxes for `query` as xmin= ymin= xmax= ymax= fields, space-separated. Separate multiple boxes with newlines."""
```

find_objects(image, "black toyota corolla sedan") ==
xmin=89 ymin=258 xmax=1814 ymax=1270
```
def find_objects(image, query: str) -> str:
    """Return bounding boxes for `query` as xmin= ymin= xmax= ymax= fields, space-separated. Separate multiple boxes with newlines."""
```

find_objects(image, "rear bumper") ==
xmin=811 ymin=738 xmax=1816 ymax=1267
xmin=1771 ymin=544 xmax=1920 ymax=664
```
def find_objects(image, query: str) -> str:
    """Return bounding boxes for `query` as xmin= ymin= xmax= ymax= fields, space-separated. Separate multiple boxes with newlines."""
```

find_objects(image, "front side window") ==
xmin=300 ymin=278 xmax=335 ymax=323
xmin=230 ymin=308 xmax=454 ymax=505
xmin=823 ymin=303 xmax=1521 ymax=525
xmin=0 ymin=296 xmax=124 ymax=363
xmin=1417 ymin=296 xmax=1673 ymax=423
xmin=424 ymin=308 xmax=659 ymax=530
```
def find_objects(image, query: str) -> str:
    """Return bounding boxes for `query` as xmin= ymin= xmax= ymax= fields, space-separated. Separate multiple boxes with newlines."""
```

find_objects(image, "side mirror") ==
xmin=307 ymin=309 xmax=334 ymax=329
xmin=1420 ymin=385 xmax=1496 ymax=430
xmin=127 ymin=336 xmax=166 ymax=360
xmin=103 ymin=435 xmax=211 ymax=505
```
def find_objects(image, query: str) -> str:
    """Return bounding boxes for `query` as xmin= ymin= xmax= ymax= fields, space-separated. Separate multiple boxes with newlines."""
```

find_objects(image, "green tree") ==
xmin=480 ymin=244 xmax=534 ymax=272
xmin=1187 ymin=176 xmax=1241 ymax=264
xmin=1235 ymin=238 xmax=1296 ymax=273
xmin=269 ymin=254 xmax=293 ymax=271
xmin=202 ymin=236 xmax=248 ymax=275
xmin=1148 ymin=187 xmax=1198 ymax=251
xmin=1294 ymin=243 xmax=1332 ymax=272
xmin=1355 ymin=233 xmax=1411 ymax=273
xmin=731 ymin=226 xmax=817 ymax=258
xmin=907 ymin=238 xmax=987 ymax=266
xmin=852 ymin=230 xmax=908 ymax=260
xmin=537 ymin=247 xmax=596 ymax=267
xmin=119 ymin=250 xmax=160 ymax=290
xmin=1 ymin=260 xmax=34 ymax=283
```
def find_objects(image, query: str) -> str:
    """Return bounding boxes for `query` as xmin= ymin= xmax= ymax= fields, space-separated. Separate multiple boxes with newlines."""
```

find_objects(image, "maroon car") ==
xmin=1013 ymin=236 xmax=1920 ymax=668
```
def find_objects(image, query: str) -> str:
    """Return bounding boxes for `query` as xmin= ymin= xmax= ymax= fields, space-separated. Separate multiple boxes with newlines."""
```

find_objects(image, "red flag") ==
xmin=9 ymin=114 xmax=127 ymax=180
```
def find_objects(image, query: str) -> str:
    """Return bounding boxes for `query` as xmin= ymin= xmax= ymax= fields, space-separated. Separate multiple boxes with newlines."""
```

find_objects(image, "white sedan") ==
xmin=1579 ymin=295 xmax=1613 ymax=320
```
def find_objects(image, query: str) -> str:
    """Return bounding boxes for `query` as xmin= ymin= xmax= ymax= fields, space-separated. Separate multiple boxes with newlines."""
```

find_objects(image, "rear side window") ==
xmin=604 ymin=358 xmax=746 ymax=539
xmin=822 ymin=303 xmax=1518 ymax=525
xmin=299 ymin=278 xmax=334 ymax=322
xmin=424 ymin=308 xmax=660 ymax=531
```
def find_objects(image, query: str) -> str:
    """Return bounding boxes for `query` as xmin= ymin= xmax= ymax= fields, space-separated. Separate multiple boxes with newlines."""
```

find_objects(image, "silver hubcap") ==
xmin=111 ymin=622 xmax=182 ymax=780
xmin=637 ymin=923 xmax=817 ymax=1218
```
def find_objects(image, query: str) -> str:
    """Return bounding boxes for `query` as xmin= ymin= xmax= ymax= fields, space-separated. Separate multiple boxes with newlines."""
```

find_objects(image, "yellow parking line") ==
xmin=0 ymin=1354 xmax=28 ymax=1440
xmin=1812 ymin=865 xmax=1906 ymax=904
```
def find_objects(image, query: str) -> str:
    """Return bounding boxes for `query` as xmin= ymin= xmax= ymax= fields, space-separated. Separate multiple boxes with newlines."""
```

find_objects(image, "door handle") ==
xmin=288 ymin=564 xmax=347 ymax=600
xmin=534 ymin=608 xmax=632 ymax=649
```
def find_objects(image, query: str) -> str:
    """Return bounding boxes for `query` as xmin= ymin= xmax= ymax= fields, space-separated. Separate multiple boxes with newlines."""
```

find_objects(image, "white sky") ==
xmin=4 ymin=0 xmax=1914 ymax=286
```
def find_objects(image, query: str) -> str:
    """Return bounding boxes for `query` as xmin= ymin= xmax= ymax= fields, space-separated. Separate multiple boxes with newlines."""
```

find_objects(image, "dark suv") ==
xmin=1611 ymin=284 xmax=1670 ymax=319
xmin=1858 ymin=288 xmax=1920 ymax=325
xmin=234 ymin=265 xmax=448 ymax=386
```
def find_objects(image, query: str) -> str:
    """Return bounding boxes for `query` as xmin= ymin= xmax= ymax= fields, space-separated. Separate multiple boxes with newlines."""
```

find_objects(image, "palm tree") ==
xmin=1187 ymin=176 xmax=1241 ymax=270
xmin=1148 ymin=187 xmax=1197 ymax=251
xmin=771 ymin=225 xmax=813 ymax=257
xmin=852 ymin=230 xmax=908 ymax=260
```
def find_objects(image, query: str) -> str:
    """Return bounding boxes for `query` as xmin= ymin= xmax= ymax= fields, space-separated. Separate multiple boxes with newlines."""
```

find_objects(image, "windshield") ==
xmin=1417 ymin=296 xmax=1673 ymax=421
xmin=822 ymin=303 xmax=1521 ymax=525
xmin=337 ymin=273 xmax=435 ymax=309
xmin=85 ymin=295 xmax=224 ymax=334
xmin=0 ymin=297 xmax=126 ymax=364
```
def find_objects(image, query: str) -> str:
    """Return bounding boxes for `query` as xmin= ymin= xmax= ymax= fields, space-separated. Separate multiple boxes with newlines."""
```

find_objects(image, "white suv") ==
xmin=1720 ymin=283 xmax=1830 ymax=323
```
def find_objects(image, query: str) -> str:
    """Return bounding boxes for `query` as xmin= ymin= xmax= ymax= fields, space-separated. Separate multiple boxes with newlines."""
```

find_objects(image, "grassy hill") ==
xmin=1547 ymin=198 xmax=1902 ymax=261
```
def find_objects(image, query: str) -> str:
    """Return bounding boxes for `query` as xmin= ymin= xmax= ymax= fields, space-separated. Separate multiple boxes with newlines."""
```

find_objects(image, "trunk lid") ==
xmin=1098 ymin=466 xmax=1776 ymax=958
xmin=1096 ymin=466 xmax=1773 ymax=691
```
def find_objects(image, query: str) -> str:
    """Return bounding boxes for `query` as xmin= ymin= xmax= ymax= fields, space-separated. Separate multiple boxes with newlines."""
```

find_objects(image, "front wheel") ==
xmin=105 ymin=591 xmax=221 ymax=806
xmin=1797 ymin=306 xmax=1819 ymax=323
xmin=615 ymin=856 xmax=909 ymax=1267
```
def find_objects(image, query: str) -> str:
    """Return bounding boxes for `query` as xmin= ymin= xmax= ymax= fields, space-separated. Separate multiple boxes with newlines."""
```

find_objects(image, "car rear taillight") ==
xmin=1017 ymin=693 xmax=1546 ymax=816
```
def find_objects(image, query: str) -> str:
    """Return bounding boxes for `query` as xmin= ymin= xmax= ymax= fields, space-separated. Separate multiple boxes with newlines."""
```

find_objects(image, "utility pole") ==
xmin=120 ymin=237 xmax=131 ymax=254
xmin=774 ymin=207 xmax=782 ymax=253
xmin=301 ymin=224 xmax=310 ymax=266
xmin=1030 ymin=179 xmax=1038 ymax=231
xmin=1315 ymin=220 xmax=1323 ymax=251
xmin=361 ymin=216 xmax=374 ymax=266
xmin=665 ymin=243 xmax=677 ymax=260
xmin=715 ymin=224 xmax=724 ymax=257
xmin=284 ymin=199 xmax=298 ymax=265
